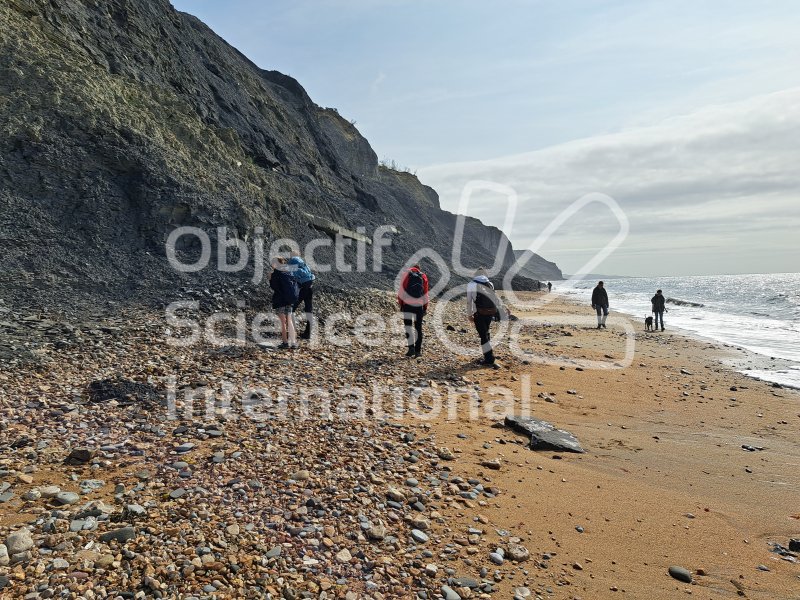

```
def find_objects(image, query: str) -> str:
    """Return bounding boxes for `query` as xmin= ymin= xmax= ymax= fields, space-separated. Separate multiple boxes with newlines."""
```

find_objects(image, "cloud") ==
xmin=418 ymin=88 xmax=800 ymax=276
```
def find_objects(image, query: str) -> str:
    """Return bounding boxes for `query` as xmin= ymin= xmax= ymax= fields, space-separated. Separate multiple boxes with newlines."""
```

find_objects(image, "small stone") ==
xmin=54 ymin=492 xmax=80 ymax=505
xmin=481 ymin=459 xmax=501 ymax=470
xmin=175 ymin=443 xmax=195 ymax=453
xmin=0 ymin=545 xmax=8 ymax=567
xmin=441 ymin=585 xmax=461 ymax=600
xmin=5 ymin=529 xmax=33 ymax=555
xmin=99 ymin=527 xmax=136 ymax=544
xmin=290 ymin=470 xmax=310 ymax=481
xmin=64 ymin=448 xmax=94 ymax=465
xmin=514 ymin=587 xmax=531 ymax=599
xmin=50 ymin=558 xmax=69 ymax=570
xmin=668 ymin=566 xmax=693 ymax=583
xmin=39 ymin=486 xmax=61 ymax=498
xmin=411 ymin=529 xmax=429 ymax=544
xmin=367 ymin=522 xmax=386 ymax=541
xmin=489 ymin=552 xmax=504 ymax=565
xmin=22 ymin=489 xmax=41 ymax=501
xmin=16 ymin=474 xmax=33 ymax=484
xmin=335 ymin=548 xmax=352 ymax=563
xmin=507 ymin=543 xmax=530 ymax=562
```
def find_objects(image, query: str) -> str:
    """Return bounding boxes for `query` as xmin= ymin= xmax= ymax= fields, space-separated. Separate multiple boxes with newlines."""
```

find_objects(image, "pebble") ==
xmin=411 ymin=529 xmax=429 ymax=543
xmin=668 ymin=565 xmax=693 ymax=583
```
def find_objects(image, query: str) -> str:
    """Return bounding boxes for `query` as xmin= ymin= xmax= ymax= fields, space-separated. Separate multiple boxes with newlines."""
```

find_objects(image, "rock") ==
xmin=789 ymin=538 xmax=800 ymax=552
xmin=50 ymin=558 xmax=69 ymax=570
xmin=507 ymin=543 xmax=530 ymax=562
xmin=367 ymin=522 xmax=387 ymax=541
xmin=489 ymin=552 xmax=504 ymax=565
xmin=99 ymin=527 xmax=136 ymax=544
xmin=0 ymin=544 xmax=8 ymax=567
xmin=5 ymin=529 xmax=33 ymax=555
xmin=39 ymin=486 xmax=61 ymax=497
xmin=668 ymin=565 xmax=693 ymax=583
xmin=0 ymin=492 xmax=13 ymax=503
xmin=411 ymin=529 xmax=429 ymax=543
xmin=22 ymin=489 xmax=41 ymax=501
xmin=335 ymin=548 xmax=352 ymax=563
xmin=16 ymin=473 xmax=33 ymax=484
xmin=175 ymin=443 xmax=195 ymax=454
xmin=387 ymin=486 xmax=406 ymax=502
xmin=0 ymin=575 xmax=8 ymax=590
xmin=504 ymin=415 xmax=585 ymax=453
xmin=289 ymin=470 xmax=310 ymax=481
xmin=514 ymin=587 xmax=531 ymax=599
xmin=64 ymin=448 xmax=94 ymax=465
xmin=481 ymin=459 xmax=501 ymax=470
xmin=449 ymin=577 xmax=479 ymax=589
xmin=54 ymin=491 xmax=80 ymax=505
xmin=441 ymin=585 xmax=461 ymax=600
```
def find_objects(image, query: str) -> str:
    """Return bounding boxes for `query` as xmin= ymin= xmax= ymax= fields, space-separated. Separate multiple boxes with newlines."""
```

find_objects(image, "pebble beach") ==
xmin=0 ymin=292 xmax=798 ymax=599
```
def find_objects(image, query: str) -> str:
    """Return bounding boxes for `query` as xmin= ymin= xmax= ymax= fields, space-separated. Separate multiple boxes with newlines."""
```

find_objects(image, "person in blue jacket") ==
xmin=270 ymin=257 xmax=300 ymax=349
xmin=287 ymin=253 xmax=316 ymax=340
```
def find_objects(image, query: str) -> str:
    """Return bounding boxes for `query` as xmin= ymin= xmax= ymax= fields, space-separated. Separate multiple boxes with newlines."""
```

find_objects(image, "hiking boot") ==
xmin=405 ymin=347 xmax=415 ymax=357
xmin=277 ymin=342 xmax=289 ymax=349
xmin=601 ymin=324 xmax=607 ymax=328
xmin=414 ymin=351 xmax=422 ymax=358
xmin=300 ymin=328 xmax=311 ymax=340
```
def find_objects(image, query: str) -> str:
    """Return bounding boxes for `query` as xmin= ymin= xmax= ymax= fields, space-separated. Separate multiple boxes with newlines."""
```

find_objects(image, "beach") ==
xmin=0 ymin=292 xmax=797 ymax=599
xmin=423 ymin=293 xmax=800 ymax=599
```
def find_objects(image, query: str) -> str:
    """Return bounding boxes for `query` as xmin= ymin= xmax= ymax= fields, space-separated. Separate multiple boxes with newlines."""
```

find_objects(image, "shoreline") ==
xmin=548 ymin=286 xmax=800 ymax=391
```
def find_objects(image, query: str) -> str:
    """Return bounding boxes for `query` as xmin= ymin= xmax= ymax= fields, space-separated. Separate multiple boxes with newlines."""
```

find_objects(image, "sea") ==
xmin=558 ymin=273 xmax=800 ymax=389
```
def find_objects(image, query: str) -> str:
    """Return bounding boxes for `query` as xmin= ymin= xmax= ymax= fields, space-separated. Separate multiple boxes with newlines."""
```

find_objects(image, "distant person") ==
xmin=467 ymin=268 xmax=502 ymax=366
xmin=547 ymin=281 xmax=552 ymax=293
xmin=651 ymin=289 xmax=667 ymax=331
xmin=288 ymin=253 xmax=315 ymax=340
xmin=591 ymin=280 xmax=609 ymax=329
xmin=398 ymin=264 xmax=429 ymax=357
xmin=270 ymin=257 xmax=300 ymax=349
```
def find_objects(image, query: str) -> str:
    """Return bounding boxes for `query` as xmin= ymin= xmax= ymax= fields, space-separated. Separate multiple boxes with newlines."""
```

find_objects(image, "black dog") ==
xmin=644 ymin=315 xmax=654 ymax=331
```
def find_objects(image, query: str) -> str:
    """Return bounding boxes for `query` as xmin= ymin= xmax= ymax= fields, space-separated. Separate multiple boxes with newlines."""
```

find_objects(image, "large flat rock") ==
xmin=504 ymin=415 xmax=585 ymax=453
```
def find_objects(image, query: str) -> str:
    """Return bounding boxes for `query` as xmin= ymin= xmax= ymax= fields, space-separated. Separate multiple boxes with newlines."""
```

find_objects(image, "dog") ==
xmin=644 ymin=315 xmax=654 ymax=331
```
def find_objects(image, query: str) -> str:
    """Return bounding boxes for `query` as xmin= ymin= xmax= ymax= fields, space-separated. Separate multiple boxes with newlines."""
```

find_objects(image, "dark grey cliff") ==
xmin=0 ymin=0 xmax=559 ymax=312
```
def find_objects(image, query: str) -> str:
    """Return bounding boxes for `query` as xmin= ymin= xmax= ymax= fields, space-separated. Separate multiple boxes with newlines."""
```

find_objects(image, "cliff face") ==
xmin=0 ymin=0 xmax=558 ymax=311
xmin=513 ymin=250 xmax=564 ymax=282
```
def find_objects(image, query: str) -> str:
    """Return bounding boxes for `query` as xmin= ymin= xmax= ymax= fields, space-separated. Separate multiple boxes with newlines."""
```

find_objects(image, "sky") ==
xmin=171 ymin=0 xmax=800 ymax=276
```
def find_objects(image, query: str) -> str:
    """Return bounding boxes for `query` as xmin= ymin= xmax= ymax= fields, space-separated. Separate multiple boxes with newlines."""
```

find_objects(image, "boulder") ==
xmin=504 ymin=415 xmax=585 ymax=453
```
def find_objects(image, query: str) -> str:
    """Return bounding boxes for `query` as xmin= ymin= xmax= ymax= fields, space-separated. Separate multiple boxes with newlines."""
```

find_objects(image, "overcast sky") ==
xmin=172 ymin=0 xmax=800 ymax=276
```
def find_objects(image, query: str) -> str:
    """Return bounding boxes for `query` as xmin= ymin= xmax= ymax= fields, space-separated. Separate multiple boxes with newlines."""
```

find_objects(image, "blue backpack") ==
xmin=288 ymin=258 xmax=315 ymax=284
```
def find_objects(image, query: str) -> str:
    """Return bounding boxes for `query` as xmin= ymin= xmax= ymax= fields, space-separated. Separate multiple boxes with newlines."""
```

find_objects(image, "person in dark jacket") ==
xmin=651 ymin=289 xmax=667 ymax=331
xmin=288 ymin=254 xmax=315 ymax=340
xmin=591 ymin=281 xmax=609 ymax=329
xmin=397 ymin=265 xmax=429 ymax=357
xmin=270 ymin=257 xmax=299 ymax=349
xmin=466 ymin=269 xmax=502 ymax=365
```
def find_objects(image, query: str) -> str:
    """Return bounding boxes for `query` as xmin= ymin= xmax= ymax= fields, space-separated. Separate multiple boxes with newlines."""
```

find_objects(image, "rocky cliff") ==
xmin=0 ymin=0 xmax=558 ymax=312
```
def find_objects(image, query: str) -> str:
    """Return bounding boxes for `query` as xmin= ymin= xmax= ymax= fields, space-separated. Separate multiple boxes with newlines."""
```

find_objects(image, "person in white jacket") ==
xmin=466 ymin=269 xmax=499 ymax=365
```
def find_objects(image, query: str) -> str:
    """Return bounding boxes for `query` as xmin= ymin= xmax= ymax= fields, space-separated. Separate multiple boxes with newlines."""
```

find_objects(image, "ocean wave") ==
xmin=666 ymin=297 xmax=704 ymax=307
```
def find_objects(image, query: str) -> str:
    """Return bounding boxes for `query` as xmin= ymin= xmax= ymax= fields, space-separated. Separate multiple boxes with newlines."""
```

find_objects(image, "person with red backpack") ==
xmin=397 ymin=264 xmax=429 ymax=357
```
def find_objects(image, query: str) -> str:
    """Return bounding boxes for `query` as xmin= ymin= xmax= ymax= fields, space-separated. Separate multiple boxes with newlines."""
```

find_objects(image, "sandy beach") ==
xmin=0 ymin=291 xmax=797 ymax=599
xmin=423 ymin=293 xmax=800 ymax=599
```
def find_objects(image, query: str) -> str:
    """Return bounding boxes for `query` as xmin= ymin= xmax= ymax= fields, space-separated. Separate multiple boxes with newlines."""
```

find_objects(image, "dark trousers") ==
xmin=402 ymin=306 xmax=424 ymax=353
xmin=653 ymin=310 xmax=664 ymax=329
xmin=293 ymin=281 xmax=314 ymax=337
xmin=474 ymin=313 xmax=495 ymax=364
